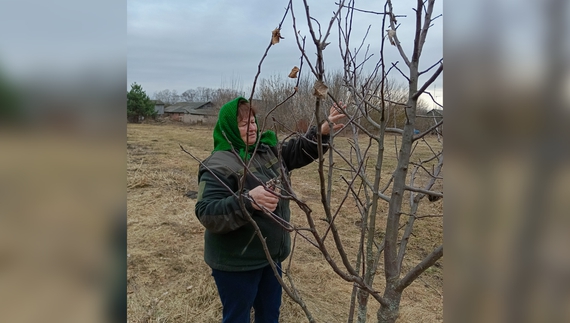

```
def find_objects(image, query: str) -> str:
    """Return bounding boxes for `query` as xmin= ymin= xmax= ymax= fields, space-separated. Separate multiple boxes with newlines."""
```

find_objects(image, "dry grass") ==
xmin=127 ymin=121 xmax=443 ymax=323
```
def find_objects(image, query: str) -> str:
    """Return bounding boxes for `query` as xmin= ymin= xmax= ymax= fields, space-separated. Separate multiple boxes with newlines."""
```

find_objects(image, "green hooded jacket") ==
xmin=195 ymin=97 xmax=330 ymax=271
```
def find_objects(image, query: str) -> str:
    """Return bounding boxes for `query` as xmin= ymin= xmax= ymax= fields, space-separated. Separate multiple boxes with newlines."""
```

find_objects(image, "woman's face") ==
xmin=238 ymin=114 xmax=257 ymax=145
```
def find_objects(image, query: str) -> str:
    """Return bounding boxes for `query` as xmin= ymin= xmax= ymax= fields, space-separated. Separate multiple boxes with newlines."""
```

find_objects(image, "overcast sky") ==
xmin=127 ymin=0 xmax=443 ymax=107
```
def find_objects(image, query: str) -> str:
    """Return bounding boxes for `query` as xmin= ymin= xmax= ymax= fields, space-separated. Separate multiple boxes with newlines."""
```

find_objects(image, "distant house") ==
xmin=164 ymin=101 xmax=218 ymax=124
xmin=151 ymin=100 xmax=165 ymax=115
xmin=426 ymin=109 xmax=443 ymax=118
xmin=426 ymin=109 xmax=443 ymax=135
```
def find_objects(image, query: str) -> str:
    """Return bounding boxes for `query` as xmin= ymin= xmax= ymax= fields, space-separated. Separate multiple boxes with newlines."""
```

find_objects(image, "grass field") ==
xmin=127 ymin=121 xmax=443 ymax=323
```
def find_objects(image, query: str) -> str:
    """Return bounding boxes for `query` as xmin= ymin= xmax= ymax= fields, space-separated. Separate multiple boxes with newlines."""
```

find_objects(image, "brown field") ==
xmin=127 ymin=121 xmax=443 ymax=323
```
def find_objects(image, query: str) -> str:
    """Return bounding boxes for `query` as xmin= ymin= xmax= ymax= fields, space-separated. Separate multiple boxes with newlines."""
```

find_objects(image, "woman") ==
xmin=195 ymin=96 xmax=345 ymax=323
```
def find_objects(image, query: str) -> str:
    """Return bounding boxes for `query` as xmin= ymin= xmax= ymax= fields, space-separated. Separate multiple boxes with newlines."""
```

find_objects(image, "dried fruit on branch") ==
xmin=387 ymin=29 xmax=396 ymax=46
xmin=288 ymin=66 xmax=299 ymax=78
xmin=312 ymin=80 xmax=328 ymax=99
xmin=271 ymin=28 xmax=284 ymax=45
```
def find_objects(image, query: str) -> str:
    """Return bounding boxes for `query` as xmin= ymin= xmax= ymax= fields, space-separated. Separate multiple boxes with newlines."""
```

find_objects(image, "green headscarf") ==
xmin=212 ymin=96 xmax=278 ymax=160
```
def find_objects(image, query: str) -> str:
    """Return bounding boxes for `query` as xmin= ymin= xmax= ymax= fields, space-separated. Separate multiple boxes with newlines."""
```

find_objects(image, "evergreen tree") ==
xmin=127 ymin=82 xmax=155 ymax=121
xmin=0 ymin=68 xmax=24 ymax=125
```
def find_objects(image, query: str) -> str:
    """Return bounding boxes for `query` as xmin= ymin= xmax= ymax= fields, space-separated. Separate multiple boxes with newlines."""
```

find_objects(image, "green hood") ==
xmin=212 ymin=96 xmax=277 ymax=160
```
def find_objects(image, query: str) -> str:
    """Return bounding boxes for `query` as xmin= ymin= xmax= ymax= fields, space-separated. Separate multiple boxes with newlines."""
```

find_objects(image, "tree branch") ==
xmin=419 ymin=58 xmax=443 ymax=76
xmin=411 ymin=63 xmax=443 ymax=100
xmin=396 ymin=244 xmax=443 ymax=292
xmin=404 ymin=185 xmax=442 ymax=198
xmin=412 ymin=119 xmax=443 ymax=141
xmin=249 ymin=2 xmax=292 ymax=101
xmin=386 ymin=0 xmax=411 ymax=67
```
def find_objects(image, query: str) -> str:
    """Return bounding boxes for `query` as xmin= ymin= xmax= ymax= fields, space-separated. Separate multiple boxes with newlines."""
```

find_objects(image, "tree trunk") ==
xmin=376 ymin=286 xmax=402 ymax=323
xmin=356 ymin=288 xmax=369 ymax=323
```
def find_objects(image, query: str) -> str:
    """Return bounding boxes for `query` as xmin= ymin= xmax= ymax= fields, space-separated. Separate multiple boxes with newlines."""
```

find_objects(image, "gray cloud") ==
xmin=127 ymin=0 xmax=443 ymax=102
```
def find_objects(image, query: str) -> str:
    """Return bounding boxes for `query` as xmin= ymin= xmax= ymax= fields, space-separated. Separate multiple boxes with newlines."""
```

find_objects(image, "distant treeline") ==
xmin=152 ymin=70 xmax=441 ymax=133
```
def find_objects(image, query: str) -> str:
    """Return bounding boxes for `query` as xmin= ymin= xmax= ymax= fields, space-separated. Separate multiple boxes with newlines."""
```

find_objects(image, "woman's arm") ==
xmin=280 ymin=102 xmax=347 ymax=171
xmin=195 ymin=171 xmax=254 ymax=234
xmin=279 ymin=126 xmax=329 ymax=171
xmin=195 ymin=169 xmax=280 ymax=234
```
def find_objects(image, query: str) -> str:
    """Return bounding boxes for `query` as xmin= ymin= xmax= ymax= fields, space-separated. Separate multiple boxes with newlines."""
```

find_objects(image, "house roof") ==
xmin=151 ymin=99 xmax=165 ymax=105
xmin=164 ymin=101 xmax=217 ymax=116
xmin=426 ymin=109 xmax=443 ymax=117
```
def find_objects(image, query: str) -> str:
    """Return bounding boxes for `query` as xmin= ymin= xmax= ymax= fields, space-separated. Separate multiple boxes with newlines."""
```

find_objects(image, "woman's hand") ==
xmin=248 ymin=185 xmax=279 ymax=212
xmin=321 ymin=102 xmax=347 ymax=135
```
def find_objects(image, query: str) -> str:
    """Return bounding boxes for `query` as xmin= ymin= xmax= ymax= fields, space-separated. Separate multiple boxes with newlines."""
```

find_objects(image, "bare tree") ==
xmin=153 ymin=89 xmax=181 ymax=105
xmin=195 ymin=87 xmax=214 ymax=102
xmin=280 ymin=1 xmax=443 ymax=322
xmin=182 ymin=1 xmax=442 ymax=322
xmin=211 ymin=88 xmax=246 ymax=109
xmin=334 ymin=1 xmax=443 ymax=322
xmin=180 ymin=89 xmax=196 ymax=102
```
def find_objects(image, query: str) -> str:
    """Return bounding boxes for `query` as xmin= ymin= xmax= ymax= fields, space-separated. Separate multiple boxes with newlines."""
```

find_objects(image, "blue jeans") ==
xmin=211 ymin=263 xmax=282 ymax=323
